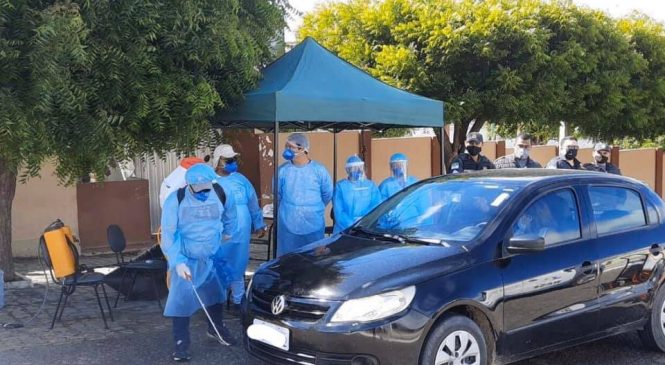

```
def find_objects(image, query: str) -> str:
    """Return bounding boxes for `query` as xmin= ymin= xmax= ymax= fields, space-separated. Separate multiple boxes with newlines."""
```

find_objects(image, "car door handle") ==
xmin=581 ymin=261 xmax=595 ymax=275
xmin=650 ymin=244 xmax=662 ymax=256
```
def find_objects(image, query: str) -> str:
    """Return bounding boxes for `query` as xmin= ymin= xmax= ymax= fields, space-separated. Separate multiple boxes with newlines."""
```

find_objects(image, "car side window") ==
xmin=647 ymin=201 xmax=660 ymax=225
xmin=512 ymin=189 xmax=581 ymax=247
xmin=589 ymin=187 xmax=646 ymax=234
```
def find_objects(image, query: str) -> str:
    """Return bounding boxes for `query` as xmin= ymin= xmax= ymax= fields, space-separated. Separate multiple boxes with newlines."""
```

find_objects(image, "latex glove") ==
xmin=176 ymin=263 xmax=192 ymax=281
xmin=255 ymin=227 xmax=267 ymax=238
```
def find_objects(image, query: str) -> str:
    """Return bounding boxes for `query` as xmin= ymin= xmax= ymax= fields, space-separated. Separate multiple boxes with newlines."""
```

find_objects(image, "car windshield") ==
xmin=353 ymin=179 xmax=522 ymax=243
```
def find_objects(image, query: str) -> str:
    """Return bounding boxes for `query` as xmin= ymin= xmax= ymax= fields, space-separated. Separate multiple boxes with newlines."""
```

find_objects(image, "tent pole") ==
xmin=333 ymin=128 xmax=338 ymax=183
xmin=272 ymin=121 xmax=279 ymax=259
xmin=440 ymin=126 xmax=446 ymax=175
xmin=332 ymin=128 xmax=338 ymax=229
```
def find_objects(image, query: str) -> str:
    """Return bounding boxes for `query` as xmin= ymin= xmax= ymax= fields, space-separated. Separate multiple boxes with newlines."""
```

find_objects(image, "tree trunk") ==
xmin=0 ymin=157 xmax=17 ymax=282
xmin=441 ymin=128 xmax=454 ymax=169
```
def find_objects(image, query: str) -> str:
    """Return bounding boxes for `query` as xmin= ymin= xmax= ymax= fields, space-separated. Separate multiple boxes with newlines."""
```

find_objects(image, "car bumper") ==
xmin=241 ymin=302 xmax=431 ymax=365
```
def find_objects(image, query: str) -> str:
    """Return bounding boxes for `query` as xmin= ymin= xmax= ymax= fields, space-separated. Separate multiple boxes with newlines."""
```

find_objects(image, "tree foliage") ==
xmin=0 ymin=0 xmax=287 ymax=183
xmin=299 ymin=0 xmax=665 ymax=161
xmin=0 ymin=0 xmax=287 ymax=279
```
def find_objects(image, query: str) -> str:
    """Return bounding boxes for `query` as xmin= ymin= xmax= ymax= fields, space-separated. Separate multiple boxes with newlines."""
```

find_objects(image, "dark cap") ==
xmin=594 ymin=142 xmax=611 ymax=152
xmin=466 ymin=132 xmax=484 ymax=144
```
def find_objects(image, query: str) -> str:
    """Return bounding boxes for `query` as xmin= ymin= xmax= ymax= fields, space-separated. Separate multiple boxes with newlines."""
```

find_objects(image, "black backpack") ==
xmin=177 ymin=183 xmax=226 ymax=205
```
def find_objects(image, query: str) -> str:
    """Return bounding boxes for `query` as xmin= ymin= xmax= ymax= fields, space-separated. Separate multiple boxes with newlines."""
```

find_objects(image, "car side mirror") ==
xmin=506 ymin=235 xmax=545 ymax=254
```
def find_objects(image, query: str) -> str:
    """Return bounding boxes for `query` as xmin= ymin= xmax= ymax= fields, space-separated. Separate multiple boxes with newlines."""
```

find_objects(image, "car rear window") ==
xmin=589 ymin=187 xmax=646 ymax=235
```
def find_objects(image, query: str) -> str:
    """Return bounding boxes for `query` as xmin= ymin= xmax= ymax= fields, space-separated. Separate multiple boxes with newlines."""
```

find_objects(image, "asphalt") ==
xmin=3 ymin=251 xmax=665 ymax=364
xmin=2 ymin=313 xmax=665 ymax=365
xmin=0 ymin=316 xmax=261 ymax=365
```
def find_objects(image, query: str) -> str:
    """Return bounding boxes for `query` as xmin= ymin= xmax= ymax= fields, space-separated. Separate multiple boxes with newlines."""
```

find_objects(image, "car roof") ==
xmin=434 ymin=168 xmax=642 ymax=187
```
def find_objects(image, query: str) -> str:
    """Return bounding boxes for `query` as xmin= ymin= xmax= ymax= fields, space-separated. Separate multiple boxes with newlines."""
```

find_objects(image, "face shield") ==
xmin=346 ymin=162 xmax=365 ymax=182
xmin=390 ymin=160 xmax=408 ymax=181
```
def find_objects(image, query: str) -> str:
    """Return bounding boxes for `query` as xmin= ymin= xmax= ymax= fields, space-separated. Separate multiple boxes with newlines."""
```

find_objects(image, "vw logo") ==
xmin=271 ymin=295 xmax=287 ymax=315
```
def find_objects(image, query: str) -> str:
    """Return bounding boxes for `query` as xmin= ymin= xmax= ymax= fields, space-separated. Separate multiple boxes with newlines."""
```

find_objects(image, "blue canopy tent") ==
xmin=213 ymin=37 xmax=445 ymax=257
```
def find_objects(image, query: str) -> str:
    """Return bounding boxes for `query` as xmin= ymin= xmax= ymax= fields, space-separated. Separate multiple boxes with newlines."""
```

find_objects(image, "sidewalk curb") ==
xmin=5 ymin=273 xmax=33 ymax=289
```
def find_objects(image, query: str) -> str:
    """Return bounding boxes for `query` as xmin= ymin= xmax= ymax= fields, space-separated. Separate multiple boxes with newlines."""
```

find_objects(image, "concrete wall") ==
xmin=11 ymin=163 xmax=79 ymax=257
xmin=577 ymin=148 xmax=595 ymax=165
xmin=10 ymin=134 xmax=665 ymax=258
xmin=621 ymin=149 xmax=657 ymax=190
xmin=483 ymin=141 xmax=499 ymax=161
xmin=76 ymin=180 xmax=152 ymax=252
xmin=371 ymin=137 xmax=432 ymax=184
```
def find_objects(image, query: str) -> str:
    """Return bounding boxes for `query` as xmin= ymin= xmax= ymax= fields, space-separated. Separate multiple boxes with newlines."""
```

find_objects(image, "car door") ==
xmin=588 ymin=185 xmax=665 ymax=331
xmin=500 ymin=186 xmax=600 ymax=356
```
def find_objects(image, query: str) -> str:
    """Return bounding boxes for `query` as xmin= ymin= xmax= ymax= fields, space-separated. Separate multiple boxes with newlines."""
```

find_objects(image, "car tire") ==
xmin=639 ymin=285 xmax=665 ymax=352
xmin=420 ymin=314 xmax=489 ymax=365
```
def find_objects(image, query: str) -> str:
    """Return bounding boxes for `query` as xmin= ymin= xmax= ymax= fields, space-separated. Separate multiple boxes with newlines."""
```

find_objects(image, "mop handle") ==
xmin=190 ymin=281 xmax=224 ymax=344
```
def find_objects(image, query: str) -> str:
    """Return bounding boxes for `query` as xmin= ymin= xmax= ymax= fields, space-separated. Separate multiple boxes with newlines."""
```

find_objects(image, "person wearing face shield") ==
xmin=160 ymin=163 xmax=238 ymax=362
xmin=212 ymin=144 xmax=266 ymax=311
xmin=494 ymin=133 xmax=542 ymax=169
xmin=276 ymin=133 xmax=333 ymax=256
xmin=333 ymin=155 xmax=382 ymax=234
xmin=449 ymin=132 xmax=495 ymax=174
xmin=583 ymin=143 xmax=621 ymax=175
xmin=378 ymin=153 xmax=419 ymax=200
xmin=546 ymin=136 xmax=582 ymax=169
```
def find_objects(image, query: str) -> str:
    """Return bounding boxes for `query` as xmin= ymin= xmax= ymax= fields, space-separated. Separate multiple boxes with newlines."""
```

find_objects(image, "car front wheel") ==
xmin=640 ymin=285 xmax=665 ymax=352
xmin=420 ymin=315 xmax=488 ymax=365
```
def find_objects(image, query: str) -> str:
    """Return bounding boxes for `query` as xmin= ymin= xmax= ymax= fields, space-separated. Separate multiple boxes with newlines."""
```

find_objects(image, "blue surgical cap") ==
xmin=287 ymin=133 xmax=310 ymax=151
xmin=390 ymin=153 xmax=408 ymax=163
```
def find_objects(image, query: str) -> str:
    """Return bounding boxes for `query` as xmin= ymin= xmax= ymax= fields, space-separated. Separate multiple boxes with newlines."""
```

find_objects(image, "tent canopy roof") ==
xmin=213 ymin=37 xmax=444 ymax=131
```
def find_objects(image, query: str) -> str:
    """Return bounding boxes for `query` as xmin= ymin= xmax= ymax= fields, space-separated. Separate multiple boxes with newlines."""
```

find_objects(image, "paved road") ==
xmin=3 ymin=254 xmax=665 ymax=365
xmin=2 ymin=316 xmax=665 ymax=365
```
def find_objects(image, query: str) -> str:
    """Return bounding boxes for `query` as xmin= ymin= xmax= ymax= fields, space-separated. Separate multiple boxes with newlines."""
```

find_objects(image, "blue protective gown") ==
xmin=215 ymin=172 xmax=264 ymax=304
xmin=276 ymin=160 xmax=333 ymax=257
xmin=378 ymin=175 xmax=419 ymax=200
xmin=333 ymin=178 xmax=382 ymax=234
xmin=161 ymin=184 xmax=237 ymax=317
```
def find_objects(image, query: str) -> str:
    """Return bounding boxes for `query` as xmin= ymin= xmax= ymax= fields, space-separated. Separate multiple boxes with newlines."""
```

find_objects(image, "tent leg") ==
xmin=332 ymin=128 xmax=338 ymax=230
xmin=272 ymin=121 xmax=279 ymax=259
xmin=333 ymin=129 xmax=338 ymax=183
xmin=440 ymin=126 xmax=446 ymax=175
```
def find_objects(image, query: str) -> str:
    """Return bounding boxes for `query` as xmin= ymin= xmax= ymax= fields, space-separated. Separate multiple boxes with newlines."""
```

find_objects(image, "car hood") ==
xmin=251 ymin=233 xmax=472 ymax=301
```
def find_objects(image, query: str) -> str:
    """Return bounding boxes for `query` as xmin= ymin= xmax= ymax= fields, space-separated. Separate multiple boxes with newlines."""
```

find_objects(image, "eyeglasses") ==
xmin=224 ymin=158 xmax=236 ymax=164
xmin=597 ymin=151 xmax=610 ymax=156
xmin=516 ymin=144 xmax=531 ymax=149
xmin=285 ymin=143 xmax=301 ymax=151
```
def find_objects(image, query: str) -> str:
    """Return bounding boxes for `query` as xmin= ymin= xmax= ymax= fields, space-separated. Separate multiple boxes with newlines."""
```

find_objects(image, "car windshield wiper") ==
xmin=401 ymin=235 xmax=446 ymax=245
xmin=380 ymin=232 xmax=446 ymax=246
xmin=350 ymin=227 xmax=409 ymax=244
xmin=349 ymin=226 xmax=383 ymax=238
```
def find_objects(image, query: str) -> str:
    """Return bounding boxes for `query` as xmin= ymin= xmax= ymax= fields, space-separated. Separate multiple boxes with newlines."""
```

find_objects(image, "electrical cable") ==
xmin=1 ymin=245 xmax=51 ymax=329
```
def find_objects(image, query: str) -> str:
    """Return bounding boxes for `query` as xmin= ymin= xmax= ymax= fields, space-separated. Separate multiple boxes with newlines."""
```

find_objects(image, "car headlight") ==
xmin=330 ymin=286 xmax=416 ymax=323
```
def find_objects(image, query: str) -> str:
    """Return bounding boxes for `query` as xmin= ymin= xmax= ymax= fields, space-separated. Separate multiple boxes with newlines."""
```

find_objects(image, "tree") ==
xmin=610 ymin=15 xmax=665 ymax=142
xmin=0 ymin=0 xmax=287 ymax=280
xmin=299 ymin=0 xmax=665 ymax=163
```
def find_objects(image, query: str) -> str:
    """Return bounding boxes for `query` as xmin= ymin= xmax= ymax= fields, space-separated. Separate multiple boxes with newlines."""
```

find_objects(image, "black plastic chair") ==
xmin=39 ymin=236 xmax=113 ymax=329
xmin=107 ymin=224 xmax=166 ymax=309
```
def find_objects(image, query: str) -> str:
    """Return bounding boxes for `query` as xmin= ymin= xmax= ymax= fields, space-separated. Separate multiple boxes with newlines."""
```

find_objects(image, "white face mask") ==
xmin=514 ymin=147 xmax=529 ymax=160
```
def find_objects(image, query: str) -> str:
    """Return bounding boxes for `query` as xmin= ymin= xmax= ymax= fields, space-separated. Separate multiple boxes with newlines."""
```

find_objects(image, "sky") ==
xmin=285 ymin=0 xmax=665 ymax=42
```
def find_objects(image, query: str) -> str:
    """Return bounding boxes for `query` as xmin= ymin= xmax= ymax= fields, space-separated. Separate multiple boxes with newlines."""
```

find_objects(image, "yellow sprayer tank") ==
xmin=43 ymin=220 xmax=76 ymax=279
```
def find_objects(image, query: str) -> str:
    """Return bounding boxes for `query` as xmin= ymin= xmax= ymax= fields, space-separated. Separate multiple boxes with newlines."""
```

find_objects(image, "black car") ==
xmin=242 ymin=169 xmax=665 ymax=365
